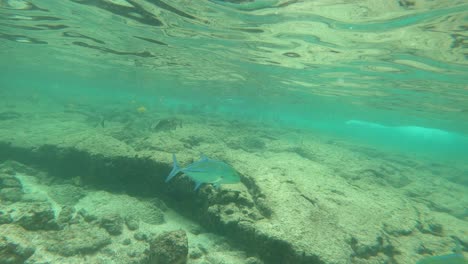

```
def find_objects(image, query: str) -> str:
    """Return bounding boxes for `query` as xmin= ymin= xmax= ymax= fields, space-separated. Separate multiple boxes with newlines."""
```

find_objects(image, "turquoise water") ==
xmin=2 ymin=1 xmax=467 ymax=159
xmin=1 ymin=1 xmax=467 ymax=263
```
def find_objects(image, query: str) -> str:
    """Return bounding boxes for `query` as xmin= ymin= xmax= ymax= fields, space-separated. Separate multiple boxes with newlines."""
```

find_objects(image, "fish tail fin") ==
xmin=166 ymin=154 xmax=180 ymax=182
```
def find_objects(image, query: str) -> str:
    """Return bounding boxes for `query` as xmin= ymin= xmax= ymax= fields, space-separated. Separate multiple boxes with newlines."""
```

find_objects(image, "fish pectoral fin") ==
xmin=211 ymin=178 xmax=223 ymax=189
xmin=194 ymin=181 xmax=203 ymax=191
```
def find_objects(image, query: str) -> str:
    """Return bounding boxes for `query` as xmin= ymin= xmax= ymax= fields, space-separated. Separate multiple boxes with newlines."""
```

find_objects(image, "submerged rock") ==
xmin=0 ymin=174 xmax=23 ymax=202
xmin=0 ymin=188 xmax=23 ymax=202
xmin=100 ymin=214 xmax=124 ymax=236
xmin=134 ymin=231 xmax=148 ymax=241
xmin=78 ymin=208 xmax=98 ymax=223
xmin=148 ymin=230 xmax=188 ymax=264
xmin=122 ymin=238 xmax=132 ymax=245
xmin=16 ymin=202 xmax=58 ymax=231
xmin=0 ymin=168 xmax=16 ymax=176
xmin=46 ymin=223 xmax=111 ymax=256
xmin=150 ymin=118 xmax=182 ymax=132
xmin=0 ymin=235 xmax=35 ymax=264
xmin=0 ymin=176 xmax=22 ymax=188
xmin=57 ymin=206 xmax=76 ymax=227
xmin=0 ymin=161 xmax=37 ymax=177
xmin=125 ymin=215 xmax=140 ymax=231
xmin=47 ymin=184 xmax=86 ymax=206
xmin=76 ymin=191 xmax=165 ymax=225
xmin=0 ymin=211 xmax=13 ymax=225
xmin=188 ymin=247 xmax=203 ymax=259
xmin=142 ymin=207 xmax=165 ymax=225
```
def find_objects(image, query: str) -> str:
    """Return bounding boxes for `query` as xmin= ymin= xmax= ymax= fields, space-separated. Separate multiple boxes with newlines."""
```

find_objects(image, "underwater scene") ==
xmin=0 ymin=0 xmax=467 ymax=263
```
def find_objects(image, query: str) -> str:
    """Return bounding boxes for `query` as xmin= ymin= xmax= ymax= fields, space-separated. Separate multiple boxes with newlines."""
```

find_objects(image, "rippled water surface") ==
xmin=1 ymin=1 xmax=467 ymax=116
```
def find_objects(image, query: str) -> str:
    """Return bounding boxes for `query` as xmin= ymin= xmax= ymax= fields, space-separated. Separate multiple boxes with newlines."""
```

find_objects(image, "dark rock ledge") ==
xmin=0 ymin=141 xmax=321 ymax=264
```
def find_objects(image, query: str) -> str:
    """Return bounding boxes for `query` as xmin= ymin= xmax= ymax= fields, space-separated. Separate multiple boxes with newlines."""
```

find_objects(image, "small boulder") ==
xmin=0 ymin=211 xmax=13 ymax=225
xmin=122 ymin=238 xmax=132 ymax=245
xmin=0 ymin=168 xmax=15 ymax=176
xmin=134 ymin=232 xmax=148 ymax=241
xmin=47 ymin=184 xmax=85 ymax=206
xmin=57 ymin=206 xmax=76 ymax=227
xmin=189 ymin=247 xmax=203 ymax=259
xmin=0 ymin=235 xmax=35 ymax=264
xmin=100 ymin=214 xmax=124 ymax=236
xmin=78 ymin=209 xmax=98 ymax=223
xmin=0 ymin=188 xmax=23 ymax=202
xmin=0 ymin=177 xmax=22 ymax=188
xmin=16 ymin=202 xmax=58 ymax=230
xmin=125 ymin=215 xmax=139 ymax=231
xmin=46 ymin=223 xmax=111 ymax=257
xmin=148 ymin=230 xmax=188 ymax=264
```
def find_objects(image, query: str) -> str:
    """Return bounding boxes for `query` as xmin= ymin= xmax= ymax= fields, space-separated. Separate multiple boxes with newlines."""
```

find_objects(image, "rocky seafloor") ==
xmin=0 ymin=93 xmax=467 ymax=264
xmin=0 ymin=160 xmax=264 ymax=264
